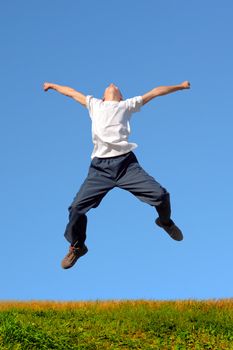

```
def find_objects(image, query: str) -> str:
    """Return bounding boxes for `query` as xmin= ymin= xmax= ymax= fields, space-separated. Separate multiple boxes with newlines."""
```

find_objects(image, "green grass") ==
xmin=0 ymin=300 xmax=233 ymax=349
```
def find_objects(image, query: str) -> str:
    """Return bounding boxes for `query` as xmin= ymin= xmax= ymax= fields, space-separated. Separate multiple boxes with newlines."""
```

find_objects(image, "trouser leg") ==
xmin=65 ymin=209 xmax=87 ymax=248
xmin=116 ymin=153 xmax=171 ymax=223
xmin=155 ymin=192 xmax=171 ymax=225
xmin=64 ymin=165 xmax=115 ymax=247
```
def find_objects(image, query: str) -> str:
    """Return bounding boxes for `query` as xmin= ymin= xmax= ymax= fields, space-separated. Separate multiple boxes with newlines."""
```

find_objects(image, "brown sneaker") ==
xmin=155 ymin=218 xmax=183 ymax=241
xmin=61 ymin=244 xmax=88 ymax=269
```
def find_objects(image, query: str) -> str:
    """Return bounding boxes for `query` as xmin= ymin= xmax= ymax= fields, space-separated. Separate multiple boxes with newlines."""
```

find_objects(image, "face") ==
xmin=103 ymin=83 xmax=123 ymax=101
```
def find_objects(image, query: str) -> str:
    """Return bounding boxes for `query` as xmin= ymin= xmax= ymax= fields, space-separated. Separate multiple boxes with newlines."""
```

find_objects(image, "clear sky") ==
xmin=1 ymin=0 xmax=233 ymax=301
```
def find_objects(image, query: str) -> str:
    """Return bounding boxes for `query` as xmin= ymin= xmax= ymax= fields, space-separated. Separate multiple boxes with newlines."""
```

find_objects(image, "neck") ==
xmin=104 ymin=95 xmax=121 ymax=102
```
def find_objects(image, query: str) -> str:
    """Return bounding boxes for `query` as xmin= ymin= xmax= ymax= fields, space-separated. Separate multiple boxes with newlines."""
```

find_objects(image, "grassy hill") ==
xmin=0 ymin=300 xmax=233 ymax=349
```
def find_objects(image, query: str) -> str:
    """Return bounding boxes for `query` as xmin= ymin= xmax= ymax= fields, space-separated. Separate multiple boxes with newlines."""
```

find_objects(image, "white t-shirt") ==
xmin=86 ymin=95 xmax=143 ymax=159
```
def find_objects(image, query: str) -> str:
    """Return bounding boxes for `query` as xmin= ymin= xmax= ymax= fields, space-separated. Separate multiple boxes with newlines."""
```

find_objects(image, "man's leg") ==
xmin=62 ymin=164 xmax=115 ymax=269
xmin=116 ymin=153 xmax=171 ymax=219
xmin=116 ymin=153 xmax=183 ymax=240
xmin=64 ymin=165 xmax=115 ymax=247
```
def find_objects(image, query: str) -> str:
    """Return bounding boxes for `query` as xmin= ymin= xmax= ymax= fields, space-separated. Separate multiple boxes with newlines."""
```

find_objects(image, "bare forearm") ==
xmin=43 ymin=82 xmax=86 ymax=106
xmin=44 ymin=83 xmax=77 ymax=97
xmin=152 ymin=84 xmax=184 ymax=97
xmin=142 ymin=81 xmax=190 ymax=105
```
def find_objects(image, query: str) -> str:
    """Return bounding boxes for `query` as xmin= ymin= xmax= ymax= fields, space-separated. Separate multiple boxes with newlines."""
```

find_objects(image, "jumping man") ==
xmin=43 ymin=80 xmax=191 ymax=269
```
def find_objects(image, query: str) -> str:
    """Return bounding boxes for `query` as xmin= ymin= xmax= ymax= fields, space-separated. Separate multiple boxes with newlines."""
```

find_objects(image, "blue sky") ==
xmin=1 ymin=0 xmax=233 ymax=301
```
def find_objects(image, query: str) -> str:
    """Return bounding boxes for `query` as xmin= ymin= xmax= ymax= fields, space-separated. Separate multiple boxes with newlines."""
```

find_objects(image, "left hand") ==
xmin=181 ymin=81 xmax=191 ymax=89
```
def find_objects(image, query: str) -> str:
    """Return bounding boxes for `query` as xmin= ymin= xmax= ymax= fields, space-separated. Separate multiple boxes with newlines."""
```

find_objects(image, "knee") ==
xmin=68 ymin=204 xmax=86 ymax=218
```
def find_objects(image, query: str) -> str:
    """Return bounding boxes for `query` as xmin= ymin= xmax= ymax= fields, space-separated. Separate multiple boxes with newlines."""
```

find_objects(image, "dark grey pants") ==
xmin=64 ymin=152 xmax=171 ymax=247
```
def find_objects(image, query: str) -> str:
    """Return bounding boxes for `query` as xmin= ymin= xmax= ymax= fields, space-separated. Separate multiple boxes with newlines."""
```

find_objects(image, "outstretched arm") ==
xmin=43 ymin=82 xmax=86 ymax=107
xmin=142 ymin=81 xmax=190 ymax=105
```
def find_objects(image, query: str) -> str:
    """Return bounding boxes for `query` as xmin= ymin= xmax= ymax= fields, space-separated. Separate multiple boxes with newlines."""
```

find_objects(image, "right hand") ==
xmin=43 ymin=82 xmax=53 ymax=91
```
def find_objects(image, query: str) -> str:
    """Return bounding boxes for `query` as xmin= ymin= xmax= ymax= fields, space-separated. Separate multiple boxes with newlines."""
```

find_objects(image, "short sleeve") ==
xmin=86 ymin=95 xmax=94 ymax=116
xmin=86 ymin=95 xmax=101 ymax=119
xmin=125 ymin=96 xmax=143 ymax=113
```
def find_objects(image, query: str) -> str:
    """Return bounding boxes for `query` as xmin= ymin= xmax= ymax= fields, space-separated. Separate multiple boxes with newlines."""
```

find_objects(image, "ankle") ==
xmin=160 ymin=219 xmax=173 ymax=227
